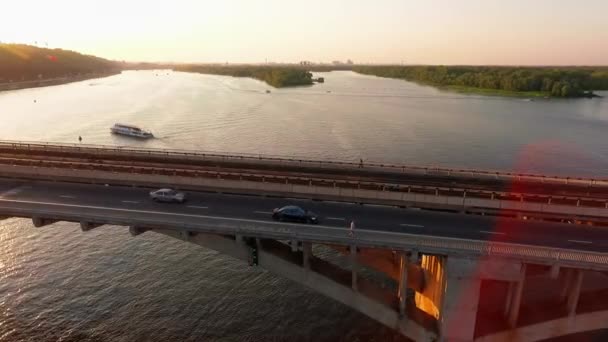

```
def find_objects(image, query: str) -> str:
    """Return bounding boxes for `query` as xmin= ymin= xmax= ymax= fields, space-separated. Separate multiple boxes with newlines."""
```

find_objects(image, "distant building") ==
xmin=300 ymin=61 xmax=313 ymax=66
xmin=332 ymin=60 xmax=342 ymax=65
xmin=347 ymin=59 xmax=354 ymax=65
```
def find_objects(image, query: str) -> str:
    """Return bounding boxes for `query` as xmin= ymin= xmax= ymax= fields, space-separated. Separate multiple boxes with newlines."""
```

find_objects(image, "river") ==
xmin=0 ymin=70 xmax=607 ymax=341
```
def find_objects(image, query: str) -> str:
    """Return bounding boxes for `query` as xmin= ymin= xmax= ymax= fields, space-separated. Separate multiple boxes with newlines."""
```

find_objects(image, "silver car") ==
xmin=149 ymin=188 xmax=187 ymax=203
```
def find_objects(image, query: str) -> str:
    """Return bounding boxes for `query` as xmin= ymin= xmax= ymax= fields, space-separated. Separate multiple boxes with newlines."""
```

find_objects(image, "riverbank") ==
xmin=0 ymin=71 xmax=121 ymax=92
xmin=173 ymin=65 xmax=314 ymax=88
xmin=353 ymin=65 xmax=608 ymax=98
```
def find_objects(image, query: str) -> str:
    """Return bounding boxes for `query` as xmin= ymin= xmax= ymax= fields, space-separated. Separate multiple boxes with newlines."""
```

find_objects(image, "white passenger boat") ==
xmin=110 ymin=123 xmax=154 ymax=139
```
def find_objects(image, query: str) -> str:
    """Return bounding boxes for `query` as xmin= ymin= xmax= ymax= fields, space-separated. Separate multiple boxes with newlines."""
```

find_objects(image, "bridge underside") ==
xmin=149 ymin=228 xmax=438 ymax=341
xmin=1 ymin=207 xmax=606 ymax=341
xmin=476 ymin=310 xmax=608 ymax=342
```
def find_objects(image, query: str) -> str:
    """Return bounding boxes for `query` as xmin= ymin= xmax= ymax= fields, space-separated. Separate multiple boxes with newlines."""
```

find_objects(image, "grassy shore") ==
xmin=173 ymin=65 xmax=314 ymax=88
xmin=443 ymin=85 xmax=549 ymax=98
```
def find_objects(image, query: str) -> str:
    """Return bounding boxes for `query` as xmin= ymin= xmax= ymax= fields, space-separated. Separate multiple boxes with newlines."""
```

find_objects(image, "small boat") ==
xmin=110 ymin=123 xmax=154 ymax=139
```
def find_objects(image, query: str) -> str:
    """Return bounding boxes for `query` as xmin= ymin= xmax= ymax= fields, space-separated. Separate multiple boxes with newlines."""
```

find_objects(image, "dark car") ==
xmin=272 ymin=205 xmax=319 ymax=224
xmin=149 ymin=188 xmax=187 ymax=203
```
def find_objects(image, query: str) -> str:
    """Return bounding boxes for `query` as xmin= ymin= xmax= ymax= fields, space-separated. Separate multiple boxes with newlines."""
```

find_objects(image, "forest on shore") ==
xmin=173 ymin=64 xmax=314 ymax=88
xmin=353 ymin=65 xmax=608 ymax=98
xmin=0 ymin=44 xmax=120 ymax=83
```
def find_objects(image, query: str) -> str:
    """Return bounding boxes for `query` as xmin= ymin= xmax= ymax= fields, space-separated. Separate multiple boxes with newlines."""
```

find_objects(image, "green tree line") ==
xmin=173 ymin=65 xmax=314 ymax=88
xmin=353 ymin=66 xmax=608 ymax=97
xmin=0 ymin=44 xmax=120 ymax=82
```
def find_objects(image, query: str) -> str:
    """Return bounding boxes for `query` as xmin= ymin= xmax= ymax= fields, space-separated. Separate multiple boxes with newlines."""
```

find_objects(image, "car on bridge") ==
xmin=272 ymin=205 xmax=319 ymax=224
xmin=149 ymin=188 xmax=187 ymax=203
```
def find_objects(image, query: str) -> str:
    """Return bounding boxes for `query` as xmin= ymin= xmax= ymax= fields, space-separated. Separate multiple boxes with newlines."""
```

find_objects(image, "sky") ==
xmin=2 ymin=0 xmax=607 ymax=65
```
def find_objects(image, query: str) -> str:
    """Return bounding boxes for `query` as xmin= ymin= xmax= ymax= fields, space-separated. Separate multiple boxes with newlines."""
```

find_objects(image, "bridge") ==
xmin=1 ymin=140 xmax=607 ymax=341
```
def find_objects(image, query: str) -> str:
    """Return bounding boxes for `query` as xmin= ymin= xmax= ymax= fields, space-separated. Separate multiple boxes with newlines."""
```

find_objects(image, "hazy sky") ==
xmin=2 ymin=0 xmax=607 ymax=65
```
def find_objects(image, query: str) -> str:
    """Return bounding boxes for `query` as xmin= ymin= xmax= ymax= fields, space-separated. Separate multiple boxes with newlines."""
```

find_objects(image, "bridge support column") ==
xmin=32 ymin=217 xmax=57 ymax=228
xmin=351 ymin=244 xmax=358 ymax=291
xmin=507 ymin=263 xmax=527 ymax=328
xmin=398 ymin=251 xmax=419 ymax=316
xmin=439 ymin=256 xmax=481 ymax=342
xmin=302 ymin=242 xmax=312 ymax=270
xmin=290 ymin=239 xmax=299 ymax=252
xmin=235 ymin=234 xmax=245 ymax=245
xmin=80 ymin=221 xmax=103 ymax=232
xmin=550 ymin=264 xmax=560 ymax=279
xmin=504 ymin=281 xmax=515 ymax=317
xmin=398 ymin=252 xmax=408 ymax=316
xmin=129 ymin=226 xmax=148 ymax=236
xmin=567 ymin=270 xmax=584 ymax=316
xmin=560 ymin=268 xmax=574 ymax=300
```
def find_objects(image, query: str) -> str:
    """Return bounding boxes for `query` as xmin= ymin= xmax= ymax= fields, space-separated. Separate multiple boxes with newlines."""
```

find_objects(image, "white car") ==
xmin=149 ymin=188 xmax=187 ymax=203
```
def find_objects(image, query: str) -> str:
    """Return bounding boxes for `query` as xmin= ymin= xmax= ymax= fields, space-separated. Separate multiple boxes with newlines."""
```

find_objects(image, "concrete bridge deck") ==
xmin=2 ymin=178 xmax=608 ymax=340
xmin=1 ymin=179 xmax=607 ymax=256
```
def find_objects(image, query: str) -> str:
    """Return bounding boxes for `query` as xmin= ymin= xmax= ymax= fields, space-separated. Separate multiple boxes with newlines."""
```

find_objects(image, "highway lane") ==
xmin=1 ymin=179 xmax=608 ymax=253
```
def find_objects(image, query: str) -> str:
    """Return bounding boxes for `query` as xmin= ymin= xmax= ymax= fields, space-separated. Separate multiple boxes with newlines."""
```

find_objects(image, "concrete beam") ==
xmin=351 ymin=244 xmax=358 ymax=291
xmin=550 ymin=264 xmax=560 ymax=279
xmin=129 ymin=226 xmax=148 ymax=236
xmin=80 ymin=221 xmax=104 ymax=231
xmin=475 ymin=310 xmax=608 ymax=342
xmin=398 ymin=252 xmax=408 ymax=316
xmin=560 ymin=268 xmax=574 ymax=301
xmin=153 ymin=229 xmax=436 ymax=341
xmin=302 ymin=242 xmax=312 ymax=270
xmin=290 ymin=239 xmax=299 ymax=252
xmin=504 ymin=281 xmax=515 ymax=317
xmin=567 ymin=270 xmax=584 ymax=316
xmin=32 ymin=217 xmax=58 ymax=227
xmin=508 ymin=264 xmax=527 ymax=328
xmin=439 ymin=256 xmax=482 ymax=342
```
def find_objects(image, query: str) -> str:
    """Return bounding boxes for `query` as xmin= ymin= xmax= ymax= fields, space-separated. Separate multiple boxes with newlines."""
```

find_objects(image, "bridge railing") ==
xmin=2 ymin=158 xmax=608 ymax=221
xmin=1 ymin=140 xmax=606 ymax=187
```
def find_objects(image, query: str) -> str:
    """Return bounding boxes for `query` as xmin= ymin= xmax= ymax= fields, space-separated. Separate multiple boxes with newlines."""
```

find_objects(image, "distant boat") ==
xmin=110 ymin=123 xmax=154 ymax=139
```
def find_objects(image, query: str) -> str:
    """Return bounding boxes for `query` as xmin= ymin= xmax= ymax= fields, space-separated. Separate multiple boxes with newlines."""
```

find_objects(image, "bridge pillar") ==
xmin=567 ymin=269 xmax=584 ymax=316
xmin=129 ymin=226 xmax=148 ymax=236
xmin=507 ymin=263 xmax=527 ymax=328
xmin=302 ymin=242 xmax=312 ymax=270
xmin=398 ymin=252 xmax=409 ymax=316
xmin=351 ymin=244 xmax=358 ymax=291
xmin=32 ymin=217 xmax=57 ymax=228
xmin=550 ymin=264 xmax=560 ymax=279
xmin=398 ymin=251 xmax=419 ymax=316
xmin=438 ymin=256 xmax=482 ymax=342
xmin=504 ymin=281 xmax=515 ymax=317
xmin=235 ymin=234 xmax=245 ymax=245
xmin=80 ymin=221 xmax=103 ymax=231
xmin=560 ymin=268 xmax=574 ymax=300
xmin=290 ymin=239 xmax=299 ymax=252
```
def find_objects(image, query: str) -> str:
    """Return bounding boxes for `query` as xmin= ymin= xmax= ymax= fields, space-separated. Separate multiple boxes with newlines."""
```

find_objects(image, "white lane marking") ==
xmin=187 ymin=205 xmax=208 ymax=209
xmin=59 ymin=195 xmax=76 ymax=199
xmin=480 ymin=230 xmax=506 ymax=235
xmin=400 ymin=223 xmax=424 ymax=228
xmin=327 ymin=217 xmax=346 ymax=221
xmin=121 ymin=200 xmax=139 ymax=204
xmin=254 ymin=211 xmax=273 ymax=214
xmin=568 ymin=240 xmax=592 ymax=244
xmin=0 ymin=186 xmax=28 ymax=197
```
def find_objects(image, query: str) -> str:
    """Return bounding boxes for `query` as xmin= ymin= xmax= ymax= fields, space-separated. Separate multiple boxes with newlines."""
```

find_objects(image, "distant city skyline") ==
xmin=2 ymin=0 xmax=608 ymax=65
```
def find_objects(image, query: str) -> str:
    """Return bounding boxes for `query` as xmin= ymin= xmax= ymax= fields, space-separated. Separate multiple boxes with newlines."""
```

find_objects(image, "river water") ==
xmin=0 ymin=71 xmax=607 ymax=341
